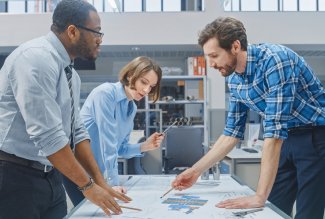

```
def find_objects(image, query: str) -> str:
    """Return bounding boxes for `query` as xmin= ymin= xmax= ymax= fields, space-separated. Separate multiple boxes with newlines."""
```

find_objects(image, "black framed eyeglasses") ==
xmin=75 ymin=25 xmax=104 ymax=38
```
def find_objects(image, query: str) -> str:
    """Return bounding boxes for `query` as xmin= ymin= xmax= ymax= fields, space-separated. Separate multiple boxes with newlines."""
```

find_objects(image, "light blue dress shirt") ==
xmin=80 ymin=82 xmax=141 ymax=186
xmin=0 ymin=31 xmax=90 ymax=166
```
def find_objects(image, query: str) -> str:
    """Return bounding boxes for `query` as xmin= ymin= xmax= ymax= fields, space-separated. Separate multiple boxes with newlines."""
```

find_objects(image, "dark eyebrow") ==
xmin=207 ymin=52 xmax=218 ymax=56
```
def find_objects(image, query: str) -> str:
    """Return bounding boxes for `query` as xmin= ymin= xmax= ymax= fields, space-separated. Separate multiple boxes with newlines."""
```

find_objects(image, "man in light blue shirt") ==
xmin=0 ymin=1 xmax=130 ymax=218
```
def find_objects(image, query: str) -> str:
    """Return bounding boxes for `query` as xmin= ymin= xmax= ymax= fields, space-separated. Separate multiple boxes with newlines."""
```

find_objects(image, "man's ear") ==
xmin=231 ymin=40 xmax=241 ymax=54
xmin=66 ymin=25 xmax=80 ymax=43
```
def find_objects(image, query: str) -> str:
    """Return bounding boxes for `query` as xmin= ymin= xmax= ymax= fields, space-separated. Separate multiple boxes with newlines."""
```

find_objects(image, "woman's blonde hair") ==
xmin=119 ymin=56 xmax=162 ymax=102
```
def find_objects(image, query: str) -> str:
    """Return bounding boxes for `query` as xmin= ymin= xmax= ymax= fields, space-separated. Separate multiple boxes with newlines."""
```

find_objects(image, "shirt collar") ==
xmin=115 ymin=82 xmax=129 ymax=102
xmin=236 ymin=44 xmax=256 ymax=78
xmin=45 ymin=31 xmax=72 ymax=68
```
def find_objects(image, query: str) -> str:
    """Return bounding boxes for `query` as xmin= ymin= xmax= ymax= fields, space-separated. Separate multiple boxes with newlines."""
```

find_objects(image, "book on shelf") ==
xmin=187 ymin=57 xmax=195 ymax=76
xmin=187 ymin=56 xmax=206 ymax=76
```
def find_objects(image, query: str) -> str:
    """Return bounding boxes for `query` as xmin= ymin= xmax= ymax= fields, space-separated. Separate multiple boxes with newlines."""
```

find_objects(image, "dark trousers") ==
xmin=62 ymin=174 xmax=85 ymax=207
xmin=268 ymin=126 xmax=325 ymax=219
xmin=0 ymin=161 xmax=67 ymax=219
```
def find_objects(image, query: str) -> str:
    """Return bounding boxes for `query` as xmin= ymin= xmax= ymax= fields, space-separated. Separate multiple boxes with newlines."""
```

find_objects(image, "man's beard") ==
xmin=220 ymin=55 xmax=237 ymax=77
xmin=73 ymin=36 xmax=96 ymax=61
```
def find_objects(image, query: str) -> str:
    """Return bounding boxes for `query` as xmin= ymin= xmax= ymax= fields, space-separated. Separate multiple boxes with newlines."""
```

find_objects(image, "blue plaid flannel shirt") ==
xmin=224 ymin=43 xmax=325 ymax=140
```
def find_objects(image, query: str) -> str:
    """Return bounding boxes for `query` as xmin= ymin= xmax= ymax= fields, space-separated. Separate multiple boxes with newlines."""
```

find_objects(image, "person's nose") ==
xmin=209 ymin=59 xmax=217 ymax=68
xmin=143 ymin=85 xmax=151 ymax=94
xmin=96 ymin=36 xmax=102 ymax=44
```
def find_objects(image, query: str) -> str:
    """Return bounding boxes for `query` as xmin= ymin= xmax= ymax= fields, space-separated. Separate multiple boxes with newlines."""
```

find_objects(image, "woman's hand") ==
xmin=141 ymin=132 xmax=164 ymax=152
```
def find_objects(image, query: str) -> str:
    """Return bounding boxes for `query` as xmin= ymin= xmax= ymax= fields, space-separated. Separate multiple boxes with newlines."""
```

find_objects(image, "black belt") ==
xmin=288 ymin=125 xmax=325 ymax=133
xmin=0 ymin=150 xmax=53 ymax=172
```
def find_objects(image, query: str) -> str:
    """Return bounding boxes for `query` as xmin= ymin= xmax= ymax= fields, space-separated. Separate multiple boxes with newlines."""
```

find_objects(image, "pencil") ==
xmin=160 ymin=187 xmax=174 ymax=199
xmin=120 ymin=205 xmax=142 ymax=211
xmin=159 ymin=120 xmax=178 ymax=136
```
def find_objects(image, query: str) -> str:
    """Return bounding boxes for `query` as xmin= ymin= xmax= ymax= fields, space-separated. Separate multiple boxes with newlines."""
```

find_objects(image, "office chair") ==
xmin=163 ymin=127 xmax=204 ymax=174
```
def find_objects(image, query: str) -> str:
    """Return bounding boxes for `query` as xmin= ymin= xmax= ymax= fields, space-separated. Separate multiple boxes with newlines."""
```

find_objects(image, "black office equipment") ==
xmin=0 ymin=55 xmax=7 ymax=68
xmin=74 ymin=58 xmax=96 ymax=70
xmin=163 ymin=127 xmax=204 ymax=174
xmin=242 ymin=148 xmax=258 ymax=153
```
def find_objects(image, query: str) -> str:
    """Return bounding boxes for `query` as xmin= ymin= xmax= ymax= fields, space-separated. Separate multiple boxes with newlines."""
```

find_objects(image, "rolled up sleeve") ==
xmin=263 ymin=55 xmax=296 ymax=140
xmin=118 ymin=135 xmax=142 ymax=159
xmin=224 ymin=94 xmax=249 ymax=139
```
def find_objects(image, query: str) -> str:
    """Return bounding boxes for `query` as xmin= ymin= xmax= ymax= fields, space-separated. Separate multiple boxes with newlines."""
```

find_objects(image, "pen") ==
xmin=127 ymin=175 xmax=133 ymax=181
xmin=160 ymin=187 xmax=174 ymax=199
xmin=120 ymin=205 xmax=142 ymax=211
xmin=160 ymin=120 xmax=178 ymax=135
xmin=232 ymin=208 xmax=264 ymax=217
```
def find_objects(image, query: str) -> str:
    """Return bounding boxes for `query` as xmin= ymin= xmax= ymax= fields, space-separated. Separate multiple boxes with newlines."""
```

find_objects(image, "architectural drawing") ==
xmin=162 ymin=195 xmax=208 ymax=214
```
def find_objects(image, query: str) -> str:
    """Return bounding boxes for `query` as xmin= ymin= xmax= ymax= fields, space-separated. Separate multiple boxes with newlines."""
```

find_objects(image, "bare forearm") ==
xmin=192 ymin=135 xmax=239 ymax=173
xmin=256 ymin=138 xmax=283 ymax=201
xmin=49 ymin=143 xmax=130 ymax=215
xmin=47 ymin=145 xmax=90 ymax=187
xmin=74 ymin=140 xmax=107 ymax=187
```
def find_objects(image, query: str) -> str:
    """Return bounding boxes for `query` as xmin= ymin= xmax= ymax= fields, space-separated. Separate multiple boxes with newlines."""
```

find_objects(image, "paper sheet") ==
xmin=67 ymin=175 xmax=286 ymax=219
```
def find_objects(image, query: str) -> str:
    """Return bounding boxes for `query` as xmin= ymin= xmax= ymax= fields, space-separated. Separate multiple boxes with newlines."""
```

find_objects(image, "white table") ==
xmin=65 ymin=174 xmax=290 ymax=219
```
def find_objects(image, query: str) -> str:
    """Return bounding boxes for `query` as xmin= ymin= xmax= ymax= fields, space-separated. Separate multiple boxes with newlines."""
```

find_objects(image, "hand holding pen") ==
xmin=140 ymin=132 xmax=164 ymax=152
xmin=161 ymin=167 xmax=201 ymax=198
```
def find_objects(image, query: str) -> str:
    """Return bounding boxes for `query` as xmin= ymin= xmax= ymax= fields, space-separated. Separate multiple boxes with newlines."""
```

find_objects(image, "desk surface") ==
xmin=226 ymin=148 xmax=262 ymax=159
xmin=65 ymin=175 xmax=289 ymax=219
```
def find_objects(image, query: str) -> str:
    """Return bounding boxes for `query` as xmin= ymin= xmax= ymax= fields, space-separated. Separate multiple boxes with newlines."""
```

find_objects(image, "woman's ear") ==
xmin=127 ymin=75 xmax=133 ymax=84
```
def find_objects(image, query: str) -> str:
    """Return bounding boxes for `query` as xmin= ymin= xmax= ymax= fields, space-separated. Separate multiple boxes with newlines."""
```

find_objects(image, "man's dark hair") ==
xmin=51 ymin=0 xmax=97 ymax=33
xmin=198 ymin=17 xmax=248 ymax=51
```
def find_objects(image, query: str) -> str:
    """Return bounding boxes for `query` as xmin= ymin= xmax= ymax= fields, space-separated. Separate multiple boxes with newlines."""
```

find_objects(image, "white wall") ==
xmin=1 ymin=0 xmax=325 ymax=109
xmin=1 ymin=1 xmax=325 ymax=46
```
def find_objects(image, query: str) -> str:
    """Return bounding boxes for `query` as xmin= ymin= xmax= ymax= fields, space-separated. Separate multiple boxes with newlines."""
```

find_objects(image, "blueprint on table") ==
xmin=67 ymin=175 xmax=286 ymax=219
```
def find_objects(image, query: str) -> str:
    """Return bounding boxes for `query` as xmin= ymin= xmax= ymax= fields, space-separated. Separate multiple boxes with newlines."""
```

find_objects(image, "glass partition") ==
xmin=0 ymin=0 xmax=205 ymax=13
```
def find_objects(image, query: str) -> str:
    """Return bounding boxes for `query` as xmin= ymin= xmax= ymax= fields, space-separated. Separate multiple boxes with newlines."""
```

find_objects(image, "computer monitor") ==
xmin=164 ymin=127 xmax=204 ymax=173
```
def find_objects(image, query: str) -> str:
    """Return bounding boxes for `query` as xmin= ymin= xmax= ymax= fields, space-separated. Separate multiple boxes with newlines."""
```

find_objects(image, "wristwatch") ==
xmin=77 ymin=177 xmax=94 ymax=192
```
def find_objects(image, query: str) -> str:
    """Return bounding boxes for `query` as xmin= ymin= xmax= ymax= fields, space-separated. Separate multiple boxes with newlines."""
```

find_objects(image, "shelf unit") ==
xmin=144 ymin=75 xmax=209 ymax=151
xmin=77 ymin=45 xmax=206 ymax=174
